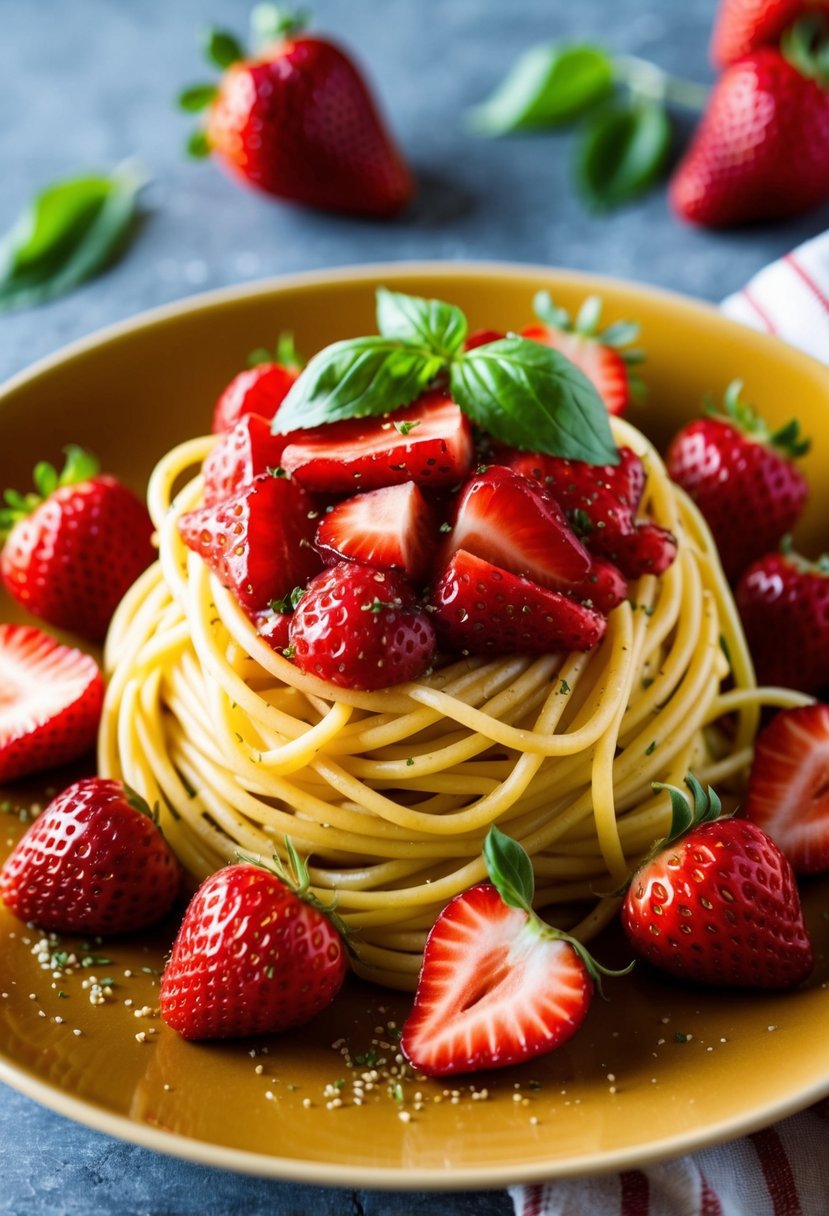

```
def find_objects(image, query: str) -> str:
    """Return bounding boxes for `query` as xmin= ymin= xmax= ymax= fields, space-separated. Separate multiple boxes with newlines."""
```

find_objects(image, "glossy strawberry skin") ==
xmin=710 ymin=0 xmax=823 ymax=66
xmin=315 ymin=481 xmax=437 ymax=582
xmin=401 ymin=882 xmax=592 ymax=1077
xmin=0 ymin=778 xmax=181 ymax=935
xmin=735 ymin=551 xmax=829 ymax=693
xmin=202 ymin=414 xmax=292 ymax=505
xmin=289 ymin=562 xmax=436 ymax=691
xmin=206 ymin=36 xmax=412 ymax=217
xmin=621 ymin=818 xmax=813 ymax=989
xmin=178 ymin=473 xmax=322 ymax=614
xmin=667 ymin=419 xmax=807 ymax=583
xmin=744 ymin=703 xmax=829 ymax=874
xmin=211 ymin=362 xmax=299 ymax=434
xmin=0 ymin=625 xmax=104 ymax=783
xmin=160 ymin=863 xmax=347 ymax=1041
xmin=669 ymin=47 xmax=829 ymax=227
xmin=430 ymin=549 xmax=607 ymax=657
xmin=1 ymin=475 xmax=155 ymax=642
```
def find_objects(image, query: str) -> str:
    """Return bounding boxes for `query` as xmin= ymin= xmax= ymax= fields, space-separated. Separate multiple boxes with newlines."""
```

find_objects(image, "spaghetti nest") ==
xmin=98 ymin=416 xmax=801 ymax=991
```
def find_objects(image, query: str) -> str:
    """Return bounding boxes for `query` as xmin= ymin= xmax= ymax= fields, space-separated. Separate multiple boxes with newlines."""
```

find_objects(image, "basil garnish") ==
xmin=272 ymin=288 xmax=619 ymax=465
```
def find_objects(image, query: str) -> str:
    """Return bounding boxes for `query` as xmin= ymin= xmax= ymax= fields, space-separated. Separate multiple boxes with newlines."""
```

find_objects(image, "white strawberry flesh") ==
xmin=315 ymin=481 xmax=436 ymax=582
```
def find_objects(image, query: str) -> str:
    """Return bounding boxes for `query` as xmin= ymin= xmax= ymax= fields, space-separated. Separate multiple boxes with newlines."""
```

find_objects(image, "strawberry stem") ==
xmin=782 ymin=14 xmax=829 ymax=86
xmin=707 ymin=380 xmax=810 ymax=459
xmin=0 ymin=445 xmax=99 ymax=537
xmin=237 ymin=839 xmax=353 ymax=942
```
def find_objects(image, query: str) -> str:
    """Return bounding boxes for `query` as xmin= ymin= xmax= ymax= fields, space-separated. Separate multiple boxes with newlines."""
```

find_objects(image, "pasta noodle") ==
xmin=98 ymin=416 xmax=809 ymax=990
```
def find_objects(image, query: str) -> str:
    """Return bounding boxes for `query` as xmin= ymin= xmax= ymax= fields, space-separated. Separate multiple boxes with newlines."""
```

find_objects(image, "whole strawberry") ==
xmin=160 ymin=846 xmax=347 ymax=1040
xmin=179 ymin=8 xmax=412 ymax=217
xmin=622 ymin=775 xmax=813 ymax=989
xmin=735 ymin=544 xmax=829 ymax=693
xmin=289 ymin=562 xmax=436 ymax=690
xmin=710 ymin=0 xmax=826 ymax=66
xmin=665 ymin=381 xmax=809 ymax=583
xmin=1 ymin=446 xmax=155 ymax=642
xmin=670 ymin=18 xmax=829 ymax=226
xmin=0 ymin=778 xmax=181 ymax=934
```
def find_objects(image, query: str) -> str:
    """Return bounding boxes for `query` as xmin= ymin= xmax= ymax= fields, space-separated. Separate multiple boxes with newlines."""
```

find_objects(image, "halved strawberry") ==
xmin=401 ymin=827 xmax=619 ymax=1077
xmin=522 ymin=292 xmax=645 ymax=417
xmin=0 ymin=625 xmax=104 ymax=783
xmin=178 ymin=473 xmax=321 ymax=613
xmin=744 ymin=704 xmax=829 ymax=875
xmin=202 ymin=413 xmax=292 ymax=505
xmin=442 ymin=466 xmax=592 ymax=593
xmin=279 ymin=390 xmax=474 ymax=493
xmin=430 ymin=549 xmax=607 ymax=656
xmin=315 ymin=482 xmax=436 ymax=582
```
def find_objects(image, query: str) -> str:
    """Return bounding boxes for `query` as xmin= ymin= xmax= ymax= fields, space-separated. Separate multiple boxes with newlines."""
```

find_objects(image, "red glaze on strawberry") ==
xmin=735 ymin=547 xmax=829 ymax=693
xmin=289 ymin=563 xmax=436 ymax=690
xmin=0 ymin=777 xmax=181 ymax=934
xmin=430 ymin=549 xmax=607 ymax=657
xmin=1 ymin=448 xmax=155 ymax=642
xmin=442 ymin=466 xmax=592 ymax=593
xmin=666 ymin=384 xmax=809 ymax=583
xmin=202 ymin=413 xmax=292 ymax=505
xmin=251 ymin=604 xmax=293 ymax=653
xmin=744 ymin=703 xmax=829 ymax=874
xmin=178 ymin=473 xmax=322 ymax=613
xmin=508 ymin=446 xmax=642 ymax=545
xmin=315 ymin=481 xmax=436 ymax=582
xmin=621 ymin=777 xmax=813 ymax=989
xmin=211 ymin=361 xmax=299 ymax=434
xmin=710 ymin=0 xmax=826 ymax=68
xmin=0 ymin=625 xmax=104 ymax=783
xmin=160 ymin=858 xmax=347 ymax=1040
xmin=280 ymin=391 xmax=474 ymax=493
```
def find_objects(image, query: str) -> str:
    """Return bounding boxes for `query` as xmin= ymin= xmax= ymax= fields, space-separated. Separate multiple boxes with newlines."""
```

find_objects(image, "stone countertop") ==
xmin=1 ymin=1 xmax=827 ymax=1212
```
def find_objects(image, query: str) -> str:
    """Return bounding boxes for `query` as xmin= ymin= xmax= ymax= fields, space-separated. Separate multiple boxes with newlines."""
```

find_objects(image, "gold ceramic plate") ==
xmin=1 ymin=263 xmax=829 ymax=1190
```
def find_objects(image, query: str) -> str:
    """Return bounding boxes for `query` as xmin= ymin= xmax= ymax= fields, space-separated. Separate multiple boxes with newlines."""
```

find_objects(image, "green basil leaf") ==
xmin=186 ymin=130 xmax=212 ymax=159
xmin=577 ymin=99 xmax=671 ymax=210
xmin=0 ymin=176 xmax=112 ymax=281
xmin=483 ymin=826 xmax=535 ymax=913
xmin=450 ymin=336 xmax=618 ymax=464
xmin=202 ymin=27 xmax=245 ymax=69
xmin=0 ymin=161 xmax=146 ymax=314
xmin=177 ymin=83 xmax=219 ymax=112
xmin=469 ymin=43 xmax=614 ymax=136
xmin=272 ymin=337 xmax=445 ymax=433
xmin=376 ymin=288 xmax=468 ymax=360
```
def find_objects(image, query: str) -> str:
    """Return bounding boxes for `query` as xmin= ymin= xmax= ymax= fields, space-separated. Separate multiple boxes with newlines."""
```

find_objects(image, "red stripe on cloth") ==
xmin=785 ymin=252 xmax=829 ymax=315
xmin=521 ymin=1183 xmax=546 ymax=1216
xmin=740 ymin=285 xmax=779 ymax=333
xmin=620 ymin=1169 xmax=650 ymax=1216
xmin=700 ymin=1172 xmax=723 ymax=1216
xmin=750 ymin=1127 xmax=802 ymax=1216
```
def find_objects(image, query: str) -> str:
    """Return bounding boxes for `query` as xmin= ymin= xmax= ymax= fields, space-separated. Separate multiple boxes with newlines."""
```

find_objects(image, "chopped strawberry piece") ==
xmin=280 ymin=391 xmax=474 ymax=493
xmin=508 ymin=446 xmax=644 ymax=542
xmin=430 ymin=550 xmax=607 ymax=656
xmin=289 ymin=562 xmax=436 ymax=691
xmin=251 ymin=605 xmax=292 ymax=652
xmin=0 ymin=625 xmax=104 ymax=783
xmin=744 ymin=704 xmax=829 ymax=875
xmin=316 ymin=482 xmax=437 ymax=582
xmin=598 ymin=522 xmax=678 ymax=579
xmin=203 ymin=413 xmax=292 ymax=505
xmin=401 ymin=881 xmax=592 ymax=1076
xmin=211 ymin=361 xmax=299 ymax=434
xmin=442 ymin=466 xmax=591 ymax=593
xmin=178 ymin=474 xmax=321 ymax=613
xmin=570 ymin=555 xmax=628 ymax=614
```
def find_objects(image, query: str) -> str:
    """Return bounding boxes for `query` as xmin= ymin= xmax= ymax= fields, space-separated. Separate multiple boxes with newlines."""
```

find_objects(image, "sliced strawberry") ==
xmin=597 ymin=522 xmax=678 ymax=579
xmin=508 ymin=446 xmax=645 ymax=543
xmin=211 ymin=361 xmax=300 ymax=434
xmin=280 ymin=390 xmax=474 ymax=493
xmin=442 ymin=466 xmax=591 ymax=593
xmin=0 ymin=625 xmax=104 ymax=783
xmin=315 ymin=482 xmax=436 ymax=582
xmin=744 ymin=704 xmax=829 ymax=875
xmin=202 ymin=413 xmax=292 ymax=505
xmin=178 ymin=473 xmax=321 ymax=613
xmin=430 ymin=549 xmax=607 ymax=656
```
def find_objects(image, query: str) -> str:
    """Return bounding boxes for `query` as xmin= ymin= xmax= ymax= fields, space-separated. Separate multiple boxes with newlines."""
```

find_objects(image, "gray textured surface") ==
xmin=1 ymin=1 xmax=828 ymax=1212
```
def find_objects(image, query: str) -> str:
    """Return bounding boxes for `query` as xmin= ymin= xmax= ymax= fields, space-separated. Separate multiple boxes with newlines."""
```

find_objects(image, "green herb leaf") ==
xmin=177 ymin=83 xmax=219 ymax=112
xmin=469 ymin=43 xmax=614 ymax=135
xmin=483 ymin=826 xmax=535 ymax=914
xmin=186 ymin=130 xmax=212 ymax=159
xmin=577 ymin=99 xmax=671 ymax=209
xmin=376 ymin=288 xmax=468 ymax=360
xmin=250 ymin=3 xmax=308 ymax=49
xmin=0 ymin=161 xmax=146 ymax=314
xmin=450 ymin=336 xmax=618 ymax=464
xmin=202 ymin=27 xmax=245 ymax=69
xmin=271 ymin=337 xmax=445 ymax=433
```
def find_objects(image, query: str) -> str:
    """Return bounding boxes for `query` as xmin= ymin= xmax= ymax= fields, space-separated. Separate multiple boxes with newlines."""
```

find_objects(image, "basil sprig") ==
xmin=273 ymin=289 xmax=618 ymax=465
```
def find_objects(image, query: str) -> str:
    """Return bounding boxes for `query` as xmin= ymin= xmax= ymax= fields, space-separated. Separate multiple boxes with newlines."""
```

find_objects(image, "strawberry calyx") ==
xmin=706 ymin=380 xmax=811 ymax=459
xmin=638 ymin=773 xmax=726 ymax=872
xmin=250 ymin=5 xmax=310 ymax=51
xmin=247 ymin=331 xmax=305 ymax=372
xmin=0 ymin=445 xmax=100 ymax=539
xmin=237 ymin=837 xmax=352 ymax=943
xmin=122 ymin=783 xmax=162 ymax=828
xmin=777 ymin=534 xmax=829 ymax=576
xmin=483 ymin=825 xmax=631 ymax=994
xmin=781 ymin=14 xmax=829 ymax=88
xmin=532 ymin=289 xmax=647 ymax=402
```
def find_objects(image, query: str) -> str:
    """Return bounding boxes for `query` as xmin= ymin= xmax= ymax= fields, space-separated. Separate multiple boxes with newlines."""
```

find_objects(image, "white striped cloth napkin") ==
xmin=508 ymin=230 xmax=829 ymax=1216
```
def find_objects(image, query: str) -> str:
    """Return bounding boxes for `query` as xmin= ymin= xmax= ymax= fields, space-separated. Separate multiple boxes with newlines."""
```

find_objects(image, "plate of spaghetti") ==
xmin=1 ymin=261 xmax=829 ymax=1188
